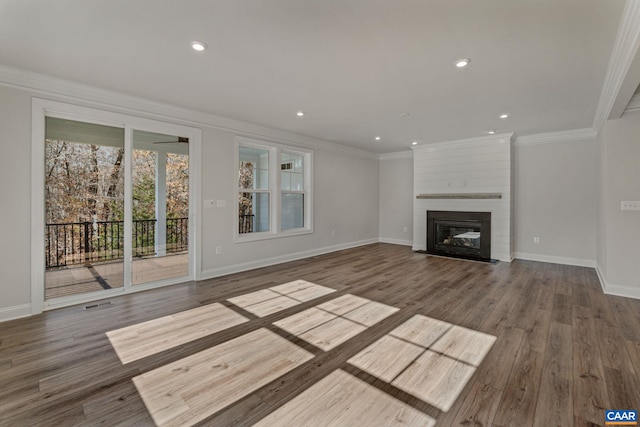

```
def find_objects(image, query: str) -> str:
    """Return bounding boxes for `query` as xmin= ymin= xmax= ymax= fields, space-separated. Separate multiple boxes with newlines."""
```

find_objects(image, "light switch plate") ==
xmin=204 ymin=200 xmax=215 ymax=208
xmin=217 ymin=200 xmax=226 ymax=208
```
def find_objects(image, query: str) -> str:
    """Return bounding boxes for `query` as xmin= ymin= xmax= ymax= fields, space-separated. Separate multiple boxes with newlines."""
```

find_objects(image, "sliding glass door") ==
xmin=44 ymin=117 xmax=126 ymax=300
xmin=131 ymin=130 xmax=189 ymax=285
xmin=38 ymin=103 xmax=197 ymax=308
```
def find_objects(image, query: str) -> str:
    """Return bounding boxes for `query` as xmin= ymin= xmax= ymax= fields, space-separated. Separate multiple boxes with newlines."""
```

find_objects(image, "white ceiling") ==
xmin=0 ymin=0 xmax=629 ymax=153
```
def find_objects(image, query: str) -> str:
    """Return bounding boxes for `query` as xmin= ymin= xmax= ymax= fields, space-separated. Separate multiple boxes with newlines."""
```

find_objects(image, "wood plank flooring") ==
xmin=133 ymin=328 xmax=314 ymax=426
xmin=106 ymin=303 xmax=249 ymax=364
xmin=1 ymin=243 xmax=639 ymax=426
xmin=253 ymin=369 xmax=437 ymax=427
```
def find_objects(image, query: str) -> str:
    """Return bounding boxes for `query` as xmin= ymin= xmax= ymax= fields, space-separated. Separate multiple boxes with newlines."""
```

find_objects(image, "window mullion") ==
xmin=272 ymin=147 xmax=280 ymax=234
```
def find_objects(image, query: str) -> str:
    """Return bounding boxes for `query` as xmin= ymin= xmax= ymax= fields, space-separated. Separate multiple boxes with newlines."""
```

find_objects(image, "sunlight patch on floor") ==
xmin=274 ymin=294 xmax=399 ymax=351
xmin=106 ymin=302 xmax=249 ymax=364
xmin=348 ymin=314 xmax=496 ymax=411
xmin=253 ymin=369 xmax=436 ymax=427
xmin=132 ymin=328 xmax=313 ymax=427
xmin=227 ymin=279 xmax=336 ymax=317
xmin=109 ymin=280 xmax=496 ymax=425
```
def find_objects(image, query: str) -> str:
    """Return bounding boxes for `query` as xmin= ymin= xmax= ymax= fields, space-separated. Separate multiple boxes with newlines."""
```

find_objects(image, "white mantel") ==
xmin=412 ymin=133 xmax=514 ymax=261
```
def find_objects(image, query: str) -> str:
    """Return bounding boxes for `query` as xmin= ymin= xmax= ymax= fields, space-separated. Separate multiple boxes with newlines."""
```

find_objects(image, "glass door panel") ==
xmin=44 ymin=117 xmax=125 ymax=300
xmin=131 ymin=130 xmax=189 ymax=285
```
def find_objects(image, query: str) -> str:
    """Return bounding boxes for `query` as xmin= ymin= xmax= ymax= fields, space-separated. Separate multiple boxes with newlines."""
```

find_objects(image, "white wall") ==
xmin=0 ymin=85 xmax=32 ymax=317
xmin=199 ymin=131 xmax=380 ymax=278
xmin=379 ymin=153 xmax=413 ymax=245
xmin=598 ymin=109 xmax=640 ymax=297
xmin=377 ymin=134 xmax=601 ymax=268
xmin=412 ymin=134 xmax=514 ymax=261
xmin=0 ymin=82 xmax=380 ymax=319
xmin=514 ymin=138 xmax=598 ymax=266
xmin=2 ymin=68 xmax=638 ymax=320
xmin=597 ymin=126 xmax=608 ymax=280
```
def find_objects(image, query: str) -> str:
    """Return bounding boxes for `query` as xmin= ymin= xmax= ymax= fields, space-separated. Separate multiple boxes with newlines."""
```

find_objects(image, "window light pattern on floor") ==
xmin=106 ymin=302 xmax=249 ymax=364
xmin=114 ymin=280 xmax=496 ymax=425
xmin=132 ymin=328 xmax=313 ymax=427
xmin=128 ymin=290 xmax=400 ymax=425
xmin=227 ymin=279 xmax=336 ymax=317
xmin=274 ymin=294 xmax=400 ymax=351
xmin=348 ymin=314 xmax=496 ymax=412
xmin=253 ymin=369 xmax=436 ymax=427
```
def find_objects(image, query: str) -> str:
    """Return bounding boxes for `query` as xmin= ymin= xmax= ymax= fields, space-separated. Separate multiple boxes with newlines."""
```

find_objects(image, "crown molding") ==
xmin=411 ymin=132 xmax=515 ymax=153
xmin=592 ymin=0 xmax=640 ymax=130
xmin=515 ymin=128 xmax=597 ymax=147
xmin=625 ymin=93 xmax=640 ymax=112
xmin=0 ymin=64 xmax=378 ymax=160
xmin=379 ymin=150 xmax=413 ymax=160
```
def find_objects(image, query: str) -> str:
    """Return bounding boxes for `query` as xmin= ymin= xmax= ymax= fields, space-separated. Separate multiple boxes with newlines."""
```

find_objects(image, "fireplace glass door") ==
xmin=434 ymin=220 xmax=482 ymax=256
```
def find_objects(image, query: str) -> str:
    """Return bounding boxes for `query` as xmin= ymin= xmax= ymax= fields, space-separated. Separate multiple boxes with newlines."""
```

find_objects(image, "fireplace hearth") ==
xmin=426 ymin=211 xmax=492 ymax=261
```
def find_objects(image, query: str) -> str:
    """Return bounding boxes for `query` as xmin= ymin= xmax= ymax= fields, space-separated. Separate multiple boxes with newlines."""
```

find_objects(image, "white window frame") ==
xmin=235 ymin=136 xmax=313 ymax=242
xmin=280 ymin=149 xmax=306 ymax=231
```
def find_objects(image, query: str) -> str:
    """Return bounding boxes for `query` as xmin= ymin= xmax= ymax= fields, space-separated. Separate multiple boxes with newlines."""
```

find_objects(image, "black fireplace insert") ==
xmin=426 ymin=211 xmax=491 ymax=261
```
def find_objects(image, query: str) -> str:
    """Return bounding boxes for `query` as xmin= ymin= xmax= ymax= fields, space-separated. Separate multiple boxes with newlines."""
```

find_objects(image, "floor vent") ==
xmin=83 ymin=301 xmax=113 ymax=311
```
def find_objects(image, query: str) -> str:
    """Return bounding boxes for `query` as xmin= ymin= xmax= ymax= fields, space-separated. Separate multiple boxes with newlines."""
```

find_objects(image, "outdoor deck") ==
xmin=45 ymin=253 xmax=189 ymax=299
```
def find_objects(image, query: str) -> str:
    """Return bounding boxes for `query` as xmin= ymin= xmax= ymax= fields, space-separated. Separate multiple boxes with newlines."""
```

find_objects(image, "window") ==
xmin=236 ymin=138 xmax=312 ymax=240
xmin=238 ymin=146 xmax=270 ymax=233
xmin=280 ymin=152 xmax=305 ymax=230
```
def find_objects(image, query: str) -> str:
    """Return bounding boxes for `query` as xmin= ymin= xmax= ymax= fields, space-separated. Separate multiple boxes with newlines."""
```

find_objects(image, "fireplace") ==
xmin=426 ymin=211 xmax=491 ymax=261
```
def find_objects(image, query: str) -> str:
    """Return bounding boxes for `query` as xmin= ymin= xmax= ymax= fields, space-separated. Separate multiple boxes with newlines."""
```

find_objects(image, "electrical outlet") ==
xmin=403 ymin=226 xmax=408 ymax=233
xmin=215 ymin=246 xmax=222 ymax=254
xmin=534 ymin=237 xmax=540 ymax=244
xmin=621 ymin=201 xmax=640 ymax=211
xmin=331 ymin=230 xmax=336 ymax=237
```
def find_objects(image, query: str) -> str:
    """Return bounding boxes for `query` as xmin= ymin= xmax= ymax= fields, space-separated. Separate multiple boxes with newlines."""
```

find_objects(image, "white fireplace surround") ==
xmin=412 ymin=133 xmax=514 ymax=262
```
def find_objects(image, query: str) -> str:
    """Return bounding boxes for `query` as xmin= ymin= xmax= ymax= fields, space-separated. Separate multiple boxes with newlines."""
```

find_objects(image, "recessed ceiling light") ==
xmin=455 ymin=58 xmax=470 ymax=68
xmin=411 ymin=141 xmax=418 ymax=146
xmin=488 ymin=130 xmax=496 ymax=135
xmin=296 ymin=111 xmax=305 ymax=117
xmin=500 ymin=113 xmax=509 ymax=119
xmin=375 ymin=136 xmax=381 ymax=141
xmin=191 ymin=41 xmax=207 ymax=51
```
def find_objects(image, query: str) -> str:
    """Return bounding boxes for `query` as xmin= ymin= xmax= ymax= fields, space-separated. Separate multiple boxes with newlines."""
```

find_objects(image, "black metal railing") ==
xmin=239 ymin=214 xmax=254 ymax=234
xmin=166 ymin=217 xmax=189 ymax=253
xmin=45 ymin=218 xmax=188 ymax=269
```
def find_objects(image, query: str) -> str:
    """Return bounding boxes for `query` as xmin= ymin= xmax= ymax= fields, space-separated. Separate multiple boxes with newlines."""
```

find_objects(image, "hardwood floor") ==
xmin=1 ymin=243 xmax=639 ymax=426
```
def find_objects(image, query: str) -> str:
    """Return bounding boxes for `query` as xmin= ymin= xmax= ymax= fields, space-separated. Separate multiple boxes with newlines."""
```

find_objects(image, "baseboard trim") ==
xmin=378 ymin=238 xmax=413 ymax=246
xmin=595 ymin=264 xmax=607 ymax=294
xmin=200 ymin=239 xmax=379 ymax=280
xmin=514 ymin=252 xmax=596 ymax=268
xmin=595 ymin=264 xmax=640 ymax=300
xmin=0 ymin=304 xmax=32 ymax=322
xmin=601 ymin=282 xmax=640 ymax=300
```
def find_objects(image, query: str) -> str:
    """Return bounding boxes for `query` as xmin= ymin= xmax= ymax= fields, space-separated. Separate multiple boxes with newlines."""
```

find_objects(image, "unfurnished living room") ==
xmin=0 ymin=1 xmax=639 ymax=426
